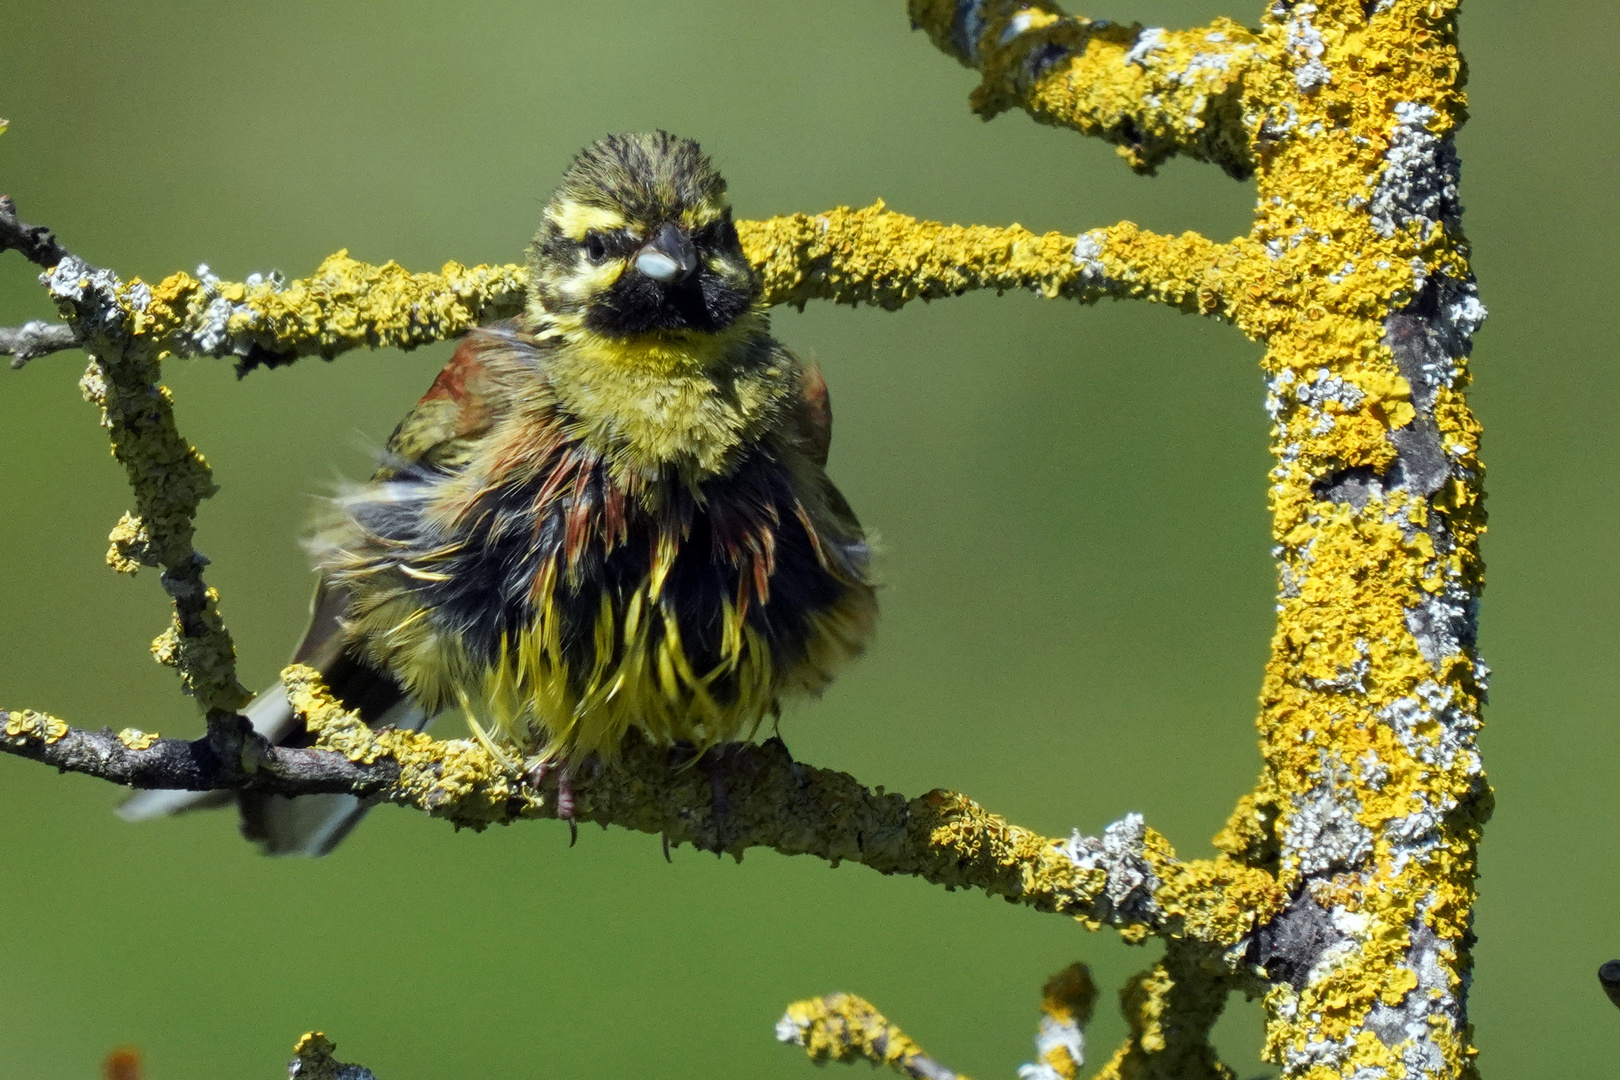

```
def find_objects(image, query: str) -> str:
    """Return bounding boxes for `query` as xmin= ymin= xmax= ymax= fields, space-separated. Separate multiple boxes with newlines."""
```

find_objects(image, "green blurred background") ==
xmin=0 ymin=1 xmax=1604 ymax=1077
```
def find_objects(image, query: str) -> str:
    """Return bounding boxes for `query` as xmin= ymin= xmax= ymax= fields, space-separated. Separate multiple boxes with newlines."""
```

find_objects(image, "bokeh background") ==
xmin=0 ymin=1 xmax=1605 ymax=1077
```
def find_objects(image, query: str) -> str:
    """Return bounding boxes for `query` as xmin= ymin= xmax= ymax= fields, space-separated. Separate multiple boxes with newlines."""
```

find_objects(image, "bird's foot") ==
xmin=523 ymin=758 xmax=578 ymax=846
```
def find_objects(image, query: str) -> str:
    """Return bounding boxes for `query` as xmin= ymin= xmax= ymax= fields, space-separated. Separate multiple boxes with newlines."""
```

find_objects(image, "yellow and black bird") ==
xmin=122 ymin=132 xmax=878 ymax=853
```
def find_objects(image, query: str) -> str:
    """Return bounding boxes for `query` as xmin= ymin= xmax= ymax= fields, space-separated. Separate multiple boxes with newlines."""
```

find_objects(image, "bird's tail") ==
xmin=117 ymin=583 xmax=427 ymax=856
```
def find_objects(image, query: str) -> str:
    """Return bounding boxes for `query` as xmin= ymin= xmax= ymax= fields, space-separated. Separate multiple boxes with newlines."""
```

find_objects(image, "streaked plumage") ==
xmin=122 ymin=132 xmax=877 ymax=853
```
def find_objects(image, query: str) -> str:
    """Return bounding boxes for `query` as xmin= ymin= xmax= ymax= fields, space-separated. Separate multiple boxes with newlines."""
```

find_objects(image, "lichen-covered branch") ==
xmin=777 ymin=994 xmax=965 ymax=1080
xmin=906 ymin=1 xmax=1265 ymax=177
xmin=132 ymin=255 xmax=528 ymax=375
xmin=741 ymin=204 xmax=1246 ymax=315
xmin=0 ymin=664 xmax=1284 ymax=946
xmin=779 ymin=962 xmax=1100 ymax=1080
xmin=1089 ymin=944 xmax=1235 ymax=1080
xmin=288 ymin=1033 xmax=380 ymax=1080
xmin=0 ymin=705 xmax=390 ymax=798
xmin=13 ymin=207 xmax=1242 ymax=374
xmin=1018 ymin=963 xmax=1095 ymax=1080
xmin=7 ymin=211 xmax=253 ymax=716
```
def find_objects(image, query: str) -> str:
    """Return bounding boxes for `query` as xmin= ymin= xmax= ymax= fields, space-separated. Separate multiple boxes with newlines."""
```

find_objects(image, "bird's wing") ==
xmin=792 ymin=356 xmax=833 ymax=470
xmin=375 ymin=321 xmax=526 ymax=479
xmin=119 ymin=326 xmax=525 ymax=853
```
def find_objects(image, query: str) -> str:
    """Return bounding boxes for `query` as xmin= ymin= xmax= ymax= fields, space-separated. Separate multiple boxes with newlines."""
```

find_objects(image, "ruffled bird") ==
xmin=121 ymin=132 xmax=877 ymax=854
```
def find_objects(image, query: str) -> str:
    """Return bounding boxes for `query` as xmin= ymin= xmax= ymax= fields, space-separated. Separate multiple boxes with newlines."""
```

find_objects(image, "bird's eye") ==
xmin=584 ymin=232 xmax=607 ymax=262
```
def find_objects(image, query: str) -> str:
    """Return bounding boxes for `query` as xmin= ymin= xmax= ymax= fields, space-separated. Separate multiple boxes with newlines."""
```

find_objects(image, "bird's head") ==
xmin=526 ymin=132 xmax=760 ymax=344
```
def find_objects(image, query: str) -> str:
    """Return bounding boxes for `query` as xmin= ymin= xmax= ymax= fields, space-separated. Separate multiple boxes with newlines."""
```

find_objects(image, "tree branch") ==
xmin=12 ymin=205 xmax=1242 ymax=376
xmin=905 ymin=1 xmax=1264 ymax=177
xmin=0 ymin=201 xmax=252 ymax=716
xmin=740 ymin=204 xmax=1248 ymax=316
xmin=288 ymin=1033 xmax=381 ymax=1080
xmin=1 ymin=665 xmax=1284 ymax=947
xmin=777 ymin=993 xmax=966 ymax=1080
xmin=0 ymin=708 xmax=390 ymax=797
xmin=1089 ymin=943 xmax=1235 ymax=1080
xmin=0 ymin=193 xmax=70 ymax=268
xmin=1018 ymin=963 xmax=1095 ymax=1080
xmin=0 ymin=319 xmax=80 ymax=367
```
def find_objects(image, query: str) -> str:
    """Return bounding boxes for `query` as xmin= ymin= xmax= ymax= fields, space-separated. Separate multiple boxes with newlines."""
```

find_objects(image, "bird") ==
xmin=121 ymin=131 xmax=878 ymax=854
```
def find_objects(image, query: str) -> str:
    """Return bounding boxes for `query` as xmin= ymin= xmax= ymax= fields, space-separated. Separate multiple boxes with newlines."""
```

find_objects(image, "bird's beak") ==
xmin=633 ymin=222 xmax=698 ymax=283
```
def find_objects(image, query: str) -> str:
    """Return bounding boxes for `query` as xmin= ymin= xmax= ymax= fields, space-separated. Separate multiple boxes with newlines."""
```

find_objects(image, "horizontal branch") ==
xmin=0 ymin=707 xmax=391 ymax=797
xmin=905 ymin=1 xmax=1264 ymax=177
xmin=741 ymin=204 xmax=1242 ymax=315
xmin=11 ymin=207 xmax=1238 ymax=371
xmin=0 ymin=319 xmax=80 ymax=367
xmin=2 ymin=665 xmax=1283 ymax=949
xmin=134 ymin=256 xmax=528 ymax=375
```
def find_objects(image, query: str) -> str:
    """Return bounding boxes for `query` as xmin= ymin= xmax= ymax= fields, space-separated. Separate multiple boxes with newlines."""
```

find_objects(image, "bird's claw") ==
xmin=523 ymin=757 xmax=576 ymax=842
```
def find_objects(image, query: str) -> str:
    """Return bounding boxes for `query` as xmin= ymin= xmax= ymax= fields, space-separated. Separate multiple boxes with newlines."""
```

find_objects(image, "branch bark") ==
xmin=905 ymin=1 xmax=1264 ymax=177
xmin=0 ymin=664 xmax=1283 ymax=948
xmin=0 ymin=320 xmax=80 ymax=367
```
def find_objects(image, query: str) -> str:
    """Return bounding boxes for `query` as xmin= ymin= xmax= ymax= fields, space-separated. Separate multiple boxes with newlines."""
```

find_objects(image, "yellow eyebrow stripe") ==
xmin=680 ymin=200 xmax=728 ymax=229
xmin=547 ymin=199 xmax=627 ymax=239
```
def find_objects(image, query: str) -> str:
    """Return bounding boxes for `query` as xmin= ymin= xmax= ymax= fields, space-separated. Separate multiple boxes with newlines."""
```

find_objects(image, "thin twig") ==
xmin=777 ymin=993 xmax=965 ymax=1080
xmin=0 ymin=193 xmax=70 ymax=268
xmin=0 ymin=319 xmax=80 ymax=367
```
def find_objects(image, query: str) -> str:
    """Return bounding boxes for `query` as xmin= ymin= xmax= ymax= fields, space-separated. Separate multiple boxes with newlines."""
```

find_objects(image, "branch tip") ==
xmin=777 ymin=993 xmax=964 ymax=1080
xmin=288 ymin=1032 xmax=380 ymax=1080
xmin=0 ymin=195 xmax=70 ymax=268
xmin=1 ymin=319 xmax=81 ymax=367
xmin=1599 ymin=961 xmax=1620 ymax=1009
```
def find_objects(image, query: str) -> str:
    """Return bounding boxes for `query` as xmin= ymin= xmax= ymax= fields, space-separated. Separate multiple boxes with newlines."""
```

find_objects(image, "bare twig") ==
xmin=0 ymin=708 xmax=390 ymax=798
xmin=0 ymin=193 xmax=70 ymax=268
xmin=0 ymin=319 xmax=80 ymax=367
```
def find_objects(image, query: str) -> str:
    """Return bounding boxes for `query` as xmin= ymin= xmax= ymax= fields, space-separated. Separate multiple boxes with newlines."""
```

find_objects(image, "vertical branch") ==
xmin=12 ymin=206 xmax=252 ymax=716
xmin=1089 ymin=944 xmax=1234 ymax=1080
xmin=1225 ymin=2 xmax=1488 ymax=1078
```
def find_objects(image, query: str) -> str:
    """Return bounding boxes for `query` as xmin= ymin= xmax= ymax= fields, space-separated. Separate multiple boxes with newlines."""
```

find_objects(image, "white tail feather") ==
xmin=116 ymin=682 xmax=300 ymax=823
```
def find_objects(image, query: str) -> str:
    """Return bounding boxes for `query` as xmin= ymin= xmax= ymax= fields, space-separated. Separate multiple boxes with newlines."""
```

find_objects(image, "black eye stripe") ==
xmin=581 ymin=230 xmax=640 ymax=261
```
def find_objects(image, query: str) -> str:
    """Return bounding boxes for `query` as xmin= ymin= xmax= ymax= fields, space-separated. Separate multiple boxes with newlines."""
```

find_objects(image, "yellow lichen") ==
xmin=289 ymin=1032 xmax=345 ymax=1080
xmin=105 ymin=512 xmax=155 ymax=575
xmin=116 ymin=728 xmax=159 ymax=751
xmin=778 ymin=993 xmax=960 ymax=1078
xmin=135 ymin=253 xmax=527 ymax=364
xmin=16 ymin=2 xmax=1485 ymax=1074
xmin=1090 ymin=946 xmax=1235 ymax=1080
xmin=1033 ymin=963 xmax=1097 ymax=1080
xmin=281 ymin=663 xmax=540 ymax=826
xmin=1 ymin=709 xmax=69 ymax=744
xmin=914 ymin=789 xmax=1106 ymax=914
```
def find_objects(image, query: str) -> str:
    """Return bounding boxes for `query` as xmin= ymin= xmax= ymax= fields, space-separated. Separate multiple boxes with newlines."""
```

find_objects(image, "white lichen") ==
xmin=1368 ymin=102 xmax=1461 ymax=240
xmin=1123 ymin=27 xmax=1166 ymax=68
xmin=1059 ymin=813 xmax=1159 ymax=923
xmin=1285 ymin=4 xmax=1331 ymax=92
